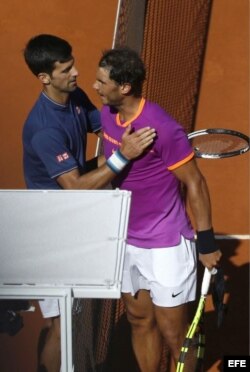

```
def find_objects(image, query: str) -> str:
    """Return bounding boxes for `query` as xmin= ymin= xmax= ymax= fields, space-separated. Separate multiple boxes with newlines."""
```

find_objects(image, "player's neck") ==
xmin=117 ymin=96 xmax=142 ymax=122
xmin=43 ymin=87 xmax=70 ymax=105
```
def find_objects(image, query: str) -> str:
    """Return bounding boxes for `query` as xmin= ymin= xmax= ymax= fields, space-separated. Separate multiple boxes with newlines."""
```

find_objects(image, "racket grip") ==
xmin=201 ymin=267 xmax=217 ymax=295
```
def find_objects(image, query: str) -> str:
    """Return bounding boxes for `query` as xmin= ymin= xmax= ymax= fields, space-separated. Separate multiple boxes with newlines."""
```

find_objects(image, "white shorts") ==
xmin=38 ymin=299 xmax=60 ymax=318
xmin=122 ymin=236 xmax=197 ymax=307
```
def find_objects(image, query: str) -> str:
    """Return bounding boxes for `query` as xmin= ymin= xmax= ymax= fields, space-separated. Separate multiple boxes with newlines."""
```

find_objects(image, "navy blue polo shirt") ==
xmin=23 ymin=88 xmax=101 ymax=189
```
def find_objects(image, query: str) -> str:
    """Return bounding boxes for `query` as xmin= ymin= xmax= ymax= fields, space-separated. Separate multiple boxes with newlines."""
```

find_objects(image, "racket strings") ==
xmin=192 ymin=134 xmax=248 ymax=154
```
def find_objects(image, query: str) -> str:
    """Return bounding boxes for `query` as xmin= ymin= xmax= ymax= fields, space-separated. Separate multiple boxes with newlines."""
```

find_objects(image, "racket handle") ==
xmin=201 ymin=267 xmax=217 ymax=296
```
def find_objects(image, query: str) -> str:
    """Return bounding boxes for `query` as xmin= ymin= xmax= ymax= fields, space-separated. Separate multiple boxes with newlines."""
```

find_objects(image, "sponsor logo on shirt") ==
xmin=104 ymin=130 xmax=155 ymax=153
xmin=56 ymin=152 xmax=70 ymax=162
xmin=103 ymin=131 xmax=121 ymax=146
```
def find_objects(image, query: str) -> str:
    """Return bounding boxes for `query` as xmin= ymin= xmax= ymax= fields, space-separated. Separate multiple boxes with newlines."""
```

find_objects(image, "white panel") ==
xmin=0 ymin=189 xmax=131 ymax=293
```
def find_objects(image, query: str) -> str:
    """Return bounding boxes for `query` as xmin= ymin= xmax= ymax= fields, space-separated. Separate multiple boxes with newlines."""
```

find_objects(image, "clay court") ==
xmin=0 ymin=0 xmax=248 ymax=371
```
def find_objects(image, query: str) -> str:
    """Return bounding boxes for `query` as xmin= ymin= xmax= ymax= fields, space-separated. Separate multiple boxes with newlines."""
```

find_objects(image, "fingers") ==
xmin=133 ymin=126 xmax=154 ymax=135
xmin=120 ymin=126 xmax=156 ymax=160
xmin=199 ymin=250 xmax=222 ymax=271
xmin=128 ymin=127 xmax=156 ymax=146
xmin=123 ymin=125 xmax=132 ymax=135
xmin=122 ymin=126 xmax=155 ymax=139
xmin=136 ymin=128 xmax=156 ymax=148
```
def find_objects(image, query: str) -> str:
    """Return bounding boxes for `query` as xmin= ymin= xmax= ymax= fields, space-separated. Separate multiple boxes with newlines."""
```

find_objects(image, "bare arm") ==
xmin=172 ymin=159 xmax=222 ymax=269
xmin=57 ymin=125 xmax=156 ymax=190
xmin=57 ymin=164 xmax=116 ymax=190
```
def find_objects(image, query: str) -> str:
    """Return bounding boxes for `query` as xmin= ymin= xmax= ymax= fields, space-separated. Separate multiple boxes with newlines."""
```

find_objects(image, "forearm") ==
xmin=186 ymin=172 xmax=222 ymax=266
xmin=187 ymin=178 xmax=222 ymax=267
xmin=57 ymin=163 xmax=116 ymax=190
xmin=186 ymin=174 xmax=212 ymax=232
xmin=174 ymin=160 xmax=221 ymax=267
xmin=73 ymin=164 xmax=115 ymax=189
xmin=85 ymin=155 xmax=107 ymax=171
xmin=97 ymin=155 xmax=106 ymax=167
xmin=57 ymin=126 xmax=156 ymax=190
xmin=58 ymin=150 xmax=129 ymax=190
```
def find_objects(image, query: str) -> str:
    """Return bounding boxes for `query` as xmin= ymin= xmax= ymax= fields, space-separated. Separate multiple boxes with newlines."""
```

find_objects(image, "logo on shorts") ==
xmin=172 ymin=291 xmax=183 ymax=298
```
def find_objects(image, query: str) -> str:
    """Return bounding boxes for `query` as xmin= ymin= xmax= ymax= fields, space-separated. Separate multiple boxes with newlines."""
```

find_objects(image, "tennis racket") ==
xmin=176 ymin=267 xmax=217 ymax=372
xmin=188 ymin=128 xmax=249 ymax=159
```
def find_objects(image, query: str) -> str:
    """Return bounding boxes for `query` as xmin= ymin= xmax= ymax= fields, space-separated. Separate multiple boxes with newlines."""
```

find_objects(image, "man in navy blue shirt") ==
xmin=23 ymin=34 xmax=156 ymax=372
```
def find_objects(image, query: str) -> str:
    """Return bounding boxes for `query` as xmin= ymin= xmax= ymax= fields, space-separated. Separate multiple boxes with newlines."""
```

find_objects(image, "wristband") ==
xmin=106 ymin=149 xmax=130 ymax=174
xmin=196 ymin=228 xmax=217 ymax=254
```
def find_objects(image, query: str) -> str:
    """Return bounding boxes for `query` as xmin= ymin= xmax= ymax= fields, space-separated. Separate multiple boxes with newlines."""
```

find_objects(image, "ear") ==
xmin=38 ymin=72 xmax=50 ymax=85
xmin=120 ymin=83 xmax=132 ymax=95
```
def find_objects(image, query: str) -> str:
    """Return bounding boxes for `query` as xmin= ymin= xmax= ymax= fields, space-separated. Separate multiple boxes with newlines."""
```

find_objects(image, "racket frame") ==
xmin=188 ymin=128 xmax=250 ymax=159
xmin=176 ymin=268 xmax=216 ymax=372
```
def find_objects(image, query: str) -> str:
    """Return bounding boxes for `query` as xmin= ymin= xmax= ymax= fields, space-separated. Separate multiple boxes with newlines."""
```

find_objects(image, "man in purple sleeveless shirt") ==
xmin=94 ymin=47 xmax=222 ymax=371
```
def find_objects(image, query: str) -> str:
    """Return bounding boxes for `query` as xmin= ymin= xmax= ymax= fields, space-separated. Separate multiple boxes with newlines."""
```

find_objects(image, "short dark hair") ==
xmin=99 ymin=47 xmax=146 ymax=97
xmin=23 ymin=34 xmax=72 ymax=76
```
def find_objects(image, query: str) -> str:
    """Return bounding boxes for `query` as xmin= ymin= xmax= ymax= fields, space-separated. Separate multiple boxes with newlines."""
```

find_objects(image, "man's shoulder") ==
xmin=23 ymin=95 xmax=44 ymax=126
xmin=144 ymin=100 xmax=169 ymax=117
xmin=143 ymin=100 xmax=177 ymax=126
xmin=23 ymin=94 xmax=60 ymax=134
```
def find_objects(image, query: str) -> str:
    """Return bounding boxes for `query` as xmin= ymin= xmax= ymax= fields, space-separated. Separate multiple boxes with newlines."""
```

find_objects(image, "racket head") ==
xmin=188 ymin=128 xmax=250 ymax=159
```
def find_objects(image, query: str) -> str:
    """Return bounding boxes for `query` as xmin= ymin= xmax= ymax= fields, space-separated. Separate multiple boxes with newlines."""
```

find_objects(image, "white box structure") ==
xmin=0 ymin=189 xmax=131 ymax=371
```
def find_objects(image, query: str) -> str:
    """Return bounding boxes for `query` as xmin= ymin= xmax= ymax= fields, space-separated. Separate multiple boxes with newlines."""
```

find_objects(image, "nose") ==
xmin=72 ymin=66 xmax=79 ymax=77
xmin=93 ymin=81 xmax=99 ymax=90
